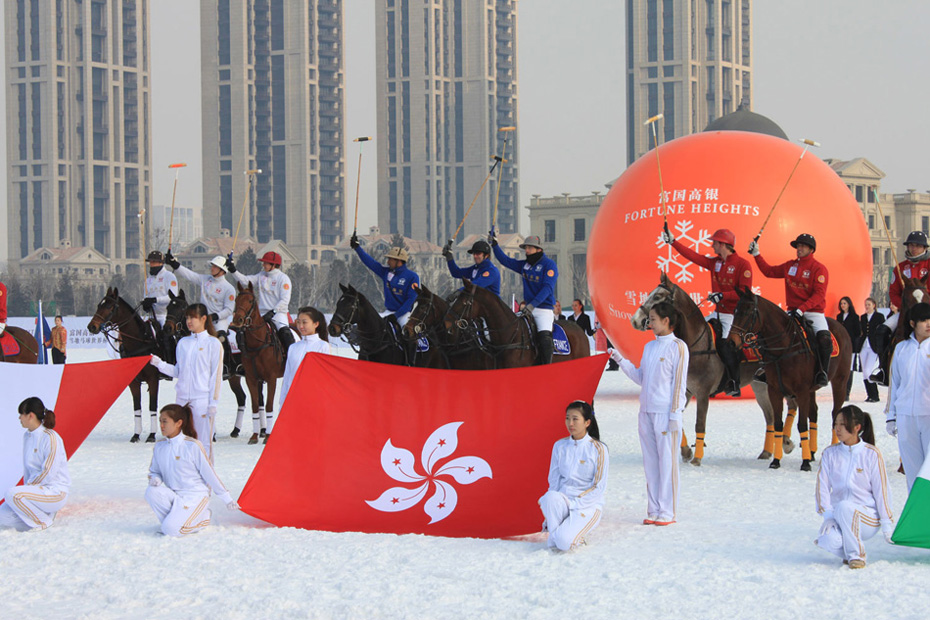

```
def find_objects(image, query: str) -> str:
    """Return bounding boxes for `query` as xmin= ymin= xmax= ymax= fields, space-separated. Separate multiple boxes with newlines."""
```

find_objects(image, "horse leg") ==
xmin=680 ymin=429 xmax=691 ymax=460
xmin=228 ymin=375 xmax=246 ymax=437
xmin=809 ymin=395 xmax=820 ymax=461
xmin=796 ymin=391 xmax=813 ymax=471
xmin=768 ymin=384 xmax=785 ymax=469
xmin=130 ymin=378 xmax=143 ymax=442
xmin=146 ymin=377 xmax=159 ymax=443
xmin=263 ymin=377 xmax=279 ymax=444
xmin=690 ymin=395 xmax=710 ymax=466
xmin=245 ymin=374 xmax=262 ymax=445
xmin=783 ymin=397 xmax=797 ymax=455
xmin=751 ymin=378 xmax=775 ymax=459
xmin=258 ymin=382 xmax=267 ymax=436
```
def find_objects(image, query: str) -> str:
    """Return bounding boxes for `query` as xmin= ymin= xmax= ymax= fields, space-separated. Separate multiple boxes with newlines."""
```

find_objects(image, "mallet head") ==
xmin=353 ymin=136 xmax=372 ymax=142
xmin=498 ymin=126 xmax=516 ymax=132
xmin=168 ymin=163 xmax=188 ymax=169
xmin=244 ymin=169 xmax=263 ymax=175
xmin=798 ymin=138 xmax=821 ymax=147
xmin=644 ymin=113 xmax=664 ymax=126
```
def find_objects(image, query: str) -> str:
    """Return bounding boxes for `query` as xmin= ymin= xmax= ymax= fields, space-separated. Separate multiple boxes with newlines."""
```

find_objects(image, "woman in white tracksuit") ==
xmin=275 ymin=307 xmax=334 ymax=435
xmin=539 ymin=400 xmax=608 ymax=551
xmin=611 ymin=301 xmax=689 ymax=526
xmin=146 ymin=403 xmax=239 ymax=537
xmin=150 ymin=303 xmax=223 ymax=464
xmin=815 ymin=405 xmax=894 ymax=569
xmin=886 ymin=302 xmax=930 ymax=492
xmin=0 ymin=397 xmax=70 ymax=531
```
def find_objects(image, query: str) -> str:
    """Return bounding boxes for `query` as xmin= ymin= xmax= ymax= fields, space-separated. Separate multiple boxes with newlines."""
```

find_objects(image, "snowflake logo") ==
xmin=366 ymin=422 xmax=492 ymax=524
xmin=656 ymin=220 xmax=713 ymax=284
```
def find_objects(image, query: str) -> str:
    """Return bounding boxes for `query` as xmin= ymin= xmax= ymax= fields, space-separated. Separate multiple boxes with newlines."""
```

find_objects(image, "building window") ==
xmin=868 ymin=214 xmax=874 ymax=229
xmin=872 ymin=248 xmax=879 ymax=265
xmin=574 ymin=218 xmax=585 ymax=242
xmin=855 ymin=185 xmax=863 ymax=202
xmin=868 ymin=187 xmax=876 ymax=203
xmin=544 ymin=220 xmax=556 ymax=243
xmin=922 ymin=216 xmax=929 ymax=235
xmin=885 ymin=216 xmax=891 ymax=229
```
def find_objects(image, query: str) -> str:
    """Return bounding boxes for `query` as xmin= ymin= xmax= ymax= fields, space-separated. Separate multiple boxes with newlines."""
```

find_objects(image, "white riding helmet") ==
xmin=210 ymin=256 xmax=228 ymax=272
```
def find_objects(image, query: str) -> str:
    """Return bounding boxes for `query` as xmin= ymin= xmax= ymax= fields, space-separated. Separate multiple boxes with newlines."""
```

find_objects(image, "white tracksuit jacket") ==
xmin=148 ymin=434 xmax=232 ymax=503
xmin=144 ymin=267 xmax=180 ymax=325
xmin=0 ymin=426 xmax=71 ymax=530
xmin=230 ymin=268 xmax=292 ymax=330
xmin=154 ymin=331 xmax=224 ymax=410
xmin=619 ymin=333 xmax=689 ymax=421
xmin=279 ymin=333 xmax=333 ymax=409
xmin=172 ymin=265 xmax=236 ymax=332
xmin=886 ymin=334 xmax=930 ymax=490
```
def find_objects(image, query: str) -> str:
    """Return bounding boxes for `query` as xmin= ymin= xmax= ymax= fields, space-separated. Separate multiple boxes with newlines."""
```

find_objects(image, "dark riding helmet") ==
xmin=468 ymin=240 xmax=492 ymax=255
xmin=789 ymin=233 xmax=817 ymax=251
xmin=147 ymin=250 xmax=165 ymax=262
xmin=904 ymin=231 xmax=929 ymax=247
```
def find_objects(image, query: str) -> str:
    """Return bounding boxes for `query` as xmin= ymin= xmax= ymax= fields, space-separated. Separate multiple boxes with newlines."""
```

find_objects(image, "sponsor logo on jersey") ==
xmin=744 ymin=270 xmax=751 ymax=278
xmin=802 ymin=270 xmax=810 ymax=279
xmin=817 ymin=275 xmax=825 ymax=284
xmin=283 ymin=283 xmax=290 ymax=290
xmin=547 ymin=269 xmax=555 ymax=277
xmin=726 ymin=265 xmax=735 ymax=273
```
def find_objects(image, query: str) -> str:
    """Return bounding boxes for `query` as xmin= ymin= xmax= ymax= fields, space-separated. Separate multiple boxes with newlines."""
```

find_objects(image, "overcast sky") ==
xmin=3 ymin=0 xmax=929 ymax=259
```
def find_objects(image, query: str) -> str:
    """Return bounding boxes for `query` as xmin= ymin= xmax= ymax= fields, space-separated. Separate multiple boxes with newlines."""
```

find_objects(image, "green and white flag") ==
xmin=892 ymin=454 xmax=930 ymax=548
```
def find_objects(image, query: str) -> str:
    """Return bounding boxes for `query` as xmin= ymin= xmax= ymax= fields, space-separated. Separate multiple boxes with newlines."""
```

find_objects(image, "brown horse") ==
xmin=631 ymin=272 xmax=797 ymax=465
xmin=872 ymin=273 xmax=929 ymax=385
xmin=728 ymin=288 xmax=852 ymax=470
xmin=0 ymin=326 xmax=40 ymax=364
xmin=444 ymin=281 xmax=590 ymax=368
xmin=403 ymin=285 xmax=488 ymax=369
xmin=328 ymin=284 xmax=409 ymax=366
xmin=87 ymin=287 xmax=164 ymax=443
xmin=230 ymin=283 xmax=286 ymax=444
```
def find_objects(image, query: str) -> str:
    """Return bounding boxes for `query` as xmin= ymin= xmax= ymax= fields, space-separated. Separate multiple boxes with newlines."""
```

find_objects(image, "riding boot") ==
xmin=871 ymin=324 xmax=892 ymax=357
xmin=537 ymin=330 xmax=554 ymax=365
xmin=236 ymin=329 xmax=247 ymax=355
xmin=277 ymin=326 xmax=295 ymax=357
xmin=814 ymin=330 xmax=832 ymax=389
xmin=865 ymin=380 xmax=880 ymax=403
xmin=717 ymin=340 xmax=742 ymax=397
xmin=218 ymin=331 xmax=234 ymax=379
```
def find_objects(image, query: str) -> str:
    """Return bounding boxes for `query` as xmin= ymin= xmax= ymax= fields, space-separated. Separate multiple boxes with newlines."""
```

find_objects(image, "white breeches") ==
xmin=538 ymin=490 xmax=602 ymax=551
xmin=532 ymin=307 xmax=555 ymax=332
xmin=884 ymin=313 xmax=899 ymax=332
xmin=860 ymin=342 xmax=880 ymax=378
xmin=145 ymin=485 xmax=212 ymax=537
xmin=214 ymin=317 xmax=232 ymax=333
xmin=638 ymin=411 xmax=680 ymax=522
xmin=898 ymin=415 xmax=930 ymax=492
xmin=815 ymin=500 xmax=880 ymax=562
xmin=0 ymin=485 xmax=68 ymax=530
xmin=183 ymin=397 xmax=215 ymax=464
xmin=706 ymin=312 xmax=733 ymax=338
xmin=395 ymin=312 xmax=410 ymax=328
xmin=802 ymin=312 xmax=829 ymax=332
xmin=0 ymin=322 xmax=6 ymax=335
xmin=269 ymin=313 xmax=289 ymax=331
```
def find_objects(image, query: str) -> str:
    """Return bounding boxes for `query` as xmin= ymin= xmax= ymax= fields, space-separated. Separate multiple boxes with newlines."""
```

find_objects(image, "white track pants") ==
xmin=898 ymin=415 xmax=930 ymax=492
xmin=145 ymin=485 xmax=212 ymax=537
xmin=0 ymin=485 xmax=68 ymax=530
xmin=538 ymin=490 xmax=602 ymax=551
xmin=815 ymin=500 xmax=880 ymax=562
xmin=639 ymin=411 xmax=680 ymax=522
xmin=184 ymin=398 xmax=215 ymax=464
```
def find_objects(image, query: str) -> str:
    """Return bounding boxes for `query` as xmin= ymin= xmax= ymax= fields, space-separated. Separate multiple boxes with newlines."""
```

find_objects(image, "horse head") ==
xmin=230 ymin=282 xmax=257 ymax=330
xmin=902 ymin=273 xmax=930 ymax=309
xmin=727 ymin=286 xmax=765 ymax=350
xmin=631 ymin=271 xmax=677 ymax=331
xmin=164 ymin=289 xmax=189 ymax=337
xmin=444 ymin=280 xmax=480 ymax=341
xmin=87 ymin=287 xmax=124 ymax=334
xmin=329 ymin=283 xmax=360 ymax=339
xmin=403 ymin=284 xmax=439 ymax=341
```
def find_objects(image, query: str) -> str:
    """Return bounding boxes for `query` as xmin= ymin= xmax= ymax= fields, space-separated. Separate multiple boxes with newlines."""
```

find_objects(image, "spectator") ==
xmin=567 ymin=299 xmax=594 ymax=336
xmin=859 ymin=298 xmax=883 ymax=403
xmin=836 ymin=297 xmax=860 ymax=400
xmin=51 ymin=316 xmax=67 ymax=364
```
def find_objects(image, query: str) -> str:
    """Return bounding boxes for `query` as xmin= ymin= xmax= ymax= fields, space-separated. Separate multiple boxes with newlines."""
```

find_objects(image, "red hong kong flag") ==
xmin=239 ymin=354 xmax=608 ymax=538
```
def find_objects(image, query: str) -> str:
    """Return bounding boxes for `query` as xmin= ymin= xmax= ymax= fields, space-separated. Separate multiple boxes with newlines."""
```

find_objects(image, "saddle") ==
xmin=793 ymin=317 xmax=840 ymax=358
xmin=0 ymin=331 xmax=21 ymax=357
xmin=552 ymin=322 xmax=571 ymax=356
xmin=385 ymin=317 xmax=430 ymax=353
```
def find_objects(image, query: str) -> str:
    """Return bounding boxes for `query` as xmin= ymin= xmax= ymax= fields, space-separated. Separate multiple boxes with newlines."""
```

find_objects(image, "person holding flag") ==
xmin=278 ymin=306 xmax=333 ymax=418
xmin=442 ymin=239 xmax=501 ymax=296
xmin=538 ymin=400 xmax=608 ymax=551
xmin=225 ymin=251 xmax=295 ymax=355
xmin=0 ymin=397 xmax=70 ymax=531
xmin=815 ymin=405 xmax=894 ymax=569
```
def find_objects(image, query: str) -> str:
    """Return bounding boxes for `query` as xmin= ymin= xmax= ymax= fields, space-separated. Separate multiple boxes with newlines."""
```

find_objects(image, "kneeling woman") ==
xmin=146 ymin=404 xmax=239 ymax=537
xmin=538 ymin=401 xmax=609 ymax=551
xmin=0 ymin=397 xmax=70 ymax=531
xmin=815 ymin=405 xmax=894 ymax=569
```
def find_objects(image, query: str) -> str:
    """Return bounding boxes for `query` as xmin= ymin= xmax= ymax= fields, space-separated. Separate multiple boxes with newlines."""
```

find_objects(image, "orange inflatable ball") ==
xmin=588 ymin=131 xmax=872 ymax=364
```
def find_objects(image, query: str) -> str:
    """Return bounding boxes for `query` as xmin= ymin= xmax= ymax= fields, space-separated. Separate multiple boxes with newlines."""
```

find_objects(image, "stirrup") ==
xmin=753 ymin=367 xmax=767 ymax=383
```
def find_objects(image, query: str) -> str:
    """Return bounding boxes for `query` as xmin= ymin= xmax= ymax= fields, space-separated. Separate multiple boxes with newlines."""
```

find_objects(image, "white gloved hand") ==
xmin=226 ymin=501 xmax=240 ymax=511
xmin=818 ymin=517 xmax=836 ymax=537
xmin=883 ymin=529 xmax=895 ymax=545
xmin=207 ymin=406 xmax=218 ymax=418
xmin=148 ymin=477 xmax=162 ymax=487
xmin=607 ymin=348 xmax=624 ymax=363
xmin=661 ymin=230 xmax=675 ymax=245
xmin=149 ymin=355 xmax=162 ymax=366
xmin=748 ymin=240 xmax=760 ymax=256
xmin=668 ymin=419 xmax=681 ymax=433
xmin=886 ymin=420 xmax=897 ymax=437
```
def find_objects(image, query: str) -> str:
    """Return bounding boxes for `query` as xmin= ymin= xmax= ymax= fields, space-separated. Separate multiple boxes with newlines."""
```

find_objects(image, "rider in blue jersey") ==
xmin=349 ymin=234 xmax=420 ymax=327
xmin=442 ymin=239 xmax=501 ymax=296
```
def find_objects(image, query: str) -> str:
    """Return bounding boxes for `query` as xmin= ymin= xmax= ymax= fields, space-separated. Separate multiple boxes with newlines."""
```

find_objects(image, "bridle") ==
xmin=635 ymin=281 xmax=714 ymax=354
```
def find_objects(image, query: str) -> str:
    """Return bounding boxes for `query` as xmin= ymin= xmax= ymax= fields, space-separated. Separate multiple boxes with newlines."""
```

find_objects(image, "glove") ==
xmin=210 ymin=313 xmax=219 ymax=322
xmin=262 ymin=310 xmax=275 ymax=323
xmin=349 ymin=233 xmax=360 ymax=249
xmin=668 ymin=419 xmax=681 ymax=433
xmin=488 ymin=231 xmax=498 ymax=247
xmin=207 ymin=406 xmax=217 ymax=418
xmin=519 ymin=304 xmax=534 ymax=317
xmin=884 ymin=529 xmax=895 ymax=545
xmin=886 ymin=420 xmax=897 ymax=437
xmin=819 ymin=517 xmax=836 ymax=537
xmin=707 ymin=292 xmax=724 ymax=305
xmin=226 ymin=501 xmax=240 ymax=511
xmin=225 ymin=258 xmax=237 ymax=273
xmin=141 ymin=297 xmax=156 ymax=311
xmin=787 ymin=309 xmax=804 ymax=321
xmin=165 ymin=250 xmax=180 ymax=270
xmin=442 ymin=240 xmax=453 ymax=261
xmin=607 ymin=348 xmax=624 ymax=364
xmin=748 ymin=240 xmax=760 ymax=256
xmin=661 ymin=229 xmax=675 ymax=245
xmin=148 ymin=477 xmax=162 ymax=487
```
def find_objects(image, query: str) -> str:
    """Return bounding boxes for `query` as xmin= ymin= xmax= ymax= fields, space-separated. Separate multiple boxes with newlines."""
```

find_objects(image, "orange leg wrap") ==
xmin=774 ymin=432 xmax=784 ymax=460
xmin=764 ymin=425 xmax=775 ymax=455
xmin=801 ymin=431 xmax=811 ymax=461
xmin=695 ymin=433 xmax=705 ymax=460
xmin=784 ymin=409 xmax=797 ymax=442
xmin=680 ymin=430 xmax=688 ymax=449
xmin=810 ymin=423 xmax=818 ymax=455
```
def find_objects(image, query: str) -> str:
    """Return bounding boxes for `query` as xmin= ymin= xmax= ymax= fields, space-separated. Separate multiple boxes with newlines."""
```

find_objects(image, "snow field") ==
xmin=1 ymin=349 xmax=928 ymax=619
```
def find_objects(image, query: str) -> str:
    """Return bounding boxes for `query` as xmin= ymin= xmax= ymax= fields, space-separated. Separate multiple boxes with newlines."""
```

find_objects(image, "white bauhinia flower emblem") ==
xmin=366 ymin=422 xmax=493 ymax=524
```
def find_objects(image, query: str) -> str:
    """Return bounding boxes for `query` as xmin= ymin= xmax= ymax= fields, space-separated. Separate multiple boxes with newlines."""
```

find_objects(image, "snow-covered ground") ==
xmin=1 ymin=349 xmax=928 ymax=620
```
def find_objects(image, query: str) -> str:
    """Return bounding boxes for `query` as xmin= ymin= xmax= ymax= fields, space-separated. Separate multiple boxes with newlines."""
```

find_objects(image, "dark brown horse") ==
xmin=230 ymin=283 xmax=286 ymax=445
xmin=328 ymin=284 xmax=408 ymax=366
xmin=631 ymin=272 xmax=798 ymax=465
xmin=728 ymin=288 xmax=852 ymax=470
xmin=87 ymin=287 xmax=164 ymax=443
xmin=403 ymin=285 xmax=485 ymax=369
xmin=0 ymin=326 xmax=39 ymax=364
xmin=872 ymin=273 xmax=929 ymax=385
xmin=443 ymin=281 xmax=590 ymax=368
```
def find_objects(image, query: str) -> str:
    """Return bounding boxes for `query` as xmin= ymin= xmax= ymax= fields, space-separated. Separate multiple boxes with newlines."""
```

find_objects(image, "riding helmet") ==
xmin=710 ymin=229 xmax=736 ymax=246
xmin=210 ymin=256 xmax=228 ymax=271
xmin=385 ymin=247 xmax=410 ymax=262
xmin=147 ymin=250 xmax=165 ymax=263
xmin=519 ymin=235 xmax=543 ymax=250
xmin=468 ymin=240 xmax=492 ymax=255
xmin=789 ymin=233 xmax=817 ymax=251
xmin=904 ymin=231 xmax=929 ymax=247
xmin=258 ymin=251 xmax=283 ymax=267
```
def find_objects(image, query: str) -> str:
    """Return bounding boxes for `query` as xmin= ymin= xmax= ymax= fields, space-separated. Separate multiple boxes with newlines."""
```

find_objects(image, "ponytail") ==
xmin=837 ymin=405 xmax=875 ymax=446
xmin=186 ymin=303 xmax=217 ymax=337
xmin=160 ymin=404 xmax=198 ymax=440
xmin=566 ymin=400 xmax=601 ymax=442
xmin=18 ymin=396 xmax=56 ymax=429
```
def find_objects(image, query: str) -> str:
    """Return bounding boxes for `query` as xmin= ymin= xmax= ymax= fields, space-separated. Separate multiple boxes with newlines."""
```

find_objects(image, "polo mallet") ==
xmin=352 ymin=137 xmax=372 ymax=237
xmin=753 ymin=138 xmax=820 ymax=243
xmin=138 ymin=208 xmax=147 ymax=295
xmin=491 ymin=126 xmax=516 ymax=235
xmin=230 ymin=169 xmax=262 ymax=261
xmin=644 ymin=114 xmax=669 ymax=236
xmin=451 ymin=156 xmax=503 ymax=244
xmin=166 ymin=162 xmax=187 ymax=252
xmin=872 ymin=186 xmax=903 ymax=285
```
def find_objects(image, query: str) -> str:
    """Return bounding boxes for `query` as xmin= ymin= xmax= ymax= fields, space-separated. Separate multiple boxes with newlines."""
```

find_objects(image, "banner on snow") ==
xmin=0 ymin=358 xmax=148 ymax=503
xmin=892 ymin=454 xmax=930 ymax=549
xmin=239 ymin=354 xmax=608 ymax=538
